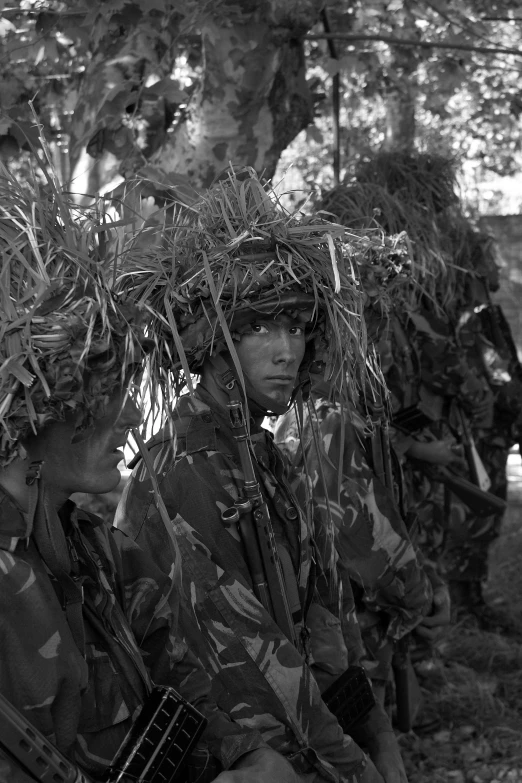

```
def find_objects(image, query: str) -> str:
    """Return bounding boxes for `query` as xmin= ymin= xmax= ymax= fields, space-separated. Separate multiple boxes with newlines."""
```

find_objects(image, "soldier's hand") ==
xmin=415 ymin=584 xmax=451 ymax=642
xmin=407 ymin=438 xmax=465 ymax=468
xmin=470 ymin=393 xmax=493 ymax=425
xmin=212 ymin=748 xmax=308 ymax=782
xmin=365 ymin=732 xmax=407 ymax=783
xmin=359 ymin=758 xmax=385 ymax=783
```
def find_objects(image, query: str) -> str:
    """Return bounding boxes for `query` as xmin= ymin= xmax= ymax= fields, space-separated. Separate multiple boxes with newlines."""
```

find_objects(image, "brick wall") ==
xmin=479 ymin=215 xmax=522 ymax=359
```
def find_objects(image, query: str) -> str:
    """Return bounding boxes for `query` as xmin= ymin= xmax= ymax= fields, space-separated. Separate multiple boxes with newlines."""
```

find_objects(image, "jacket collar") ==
xmin=0 ymin=485 xmax=31 ymax=552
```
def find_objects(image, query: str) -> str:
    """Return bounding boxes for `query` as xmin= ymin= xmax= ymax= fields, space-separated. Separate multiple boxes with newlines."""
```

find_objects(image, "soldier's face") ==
xmin=235 ymin=314 xmax=306 ymax=408
xmin=27 ymin=389 xmax=142 ymax=506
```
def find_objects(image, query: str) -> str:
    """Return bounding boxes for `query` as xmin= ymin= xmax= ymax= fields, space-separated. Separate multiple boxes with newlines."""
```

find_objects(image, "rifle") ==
xmin=221 ymin=398 xmax=299 ymax=648
xmin=391 ymin=637 xmax=412 ymax=733
xmin=0 ymin=686 xmax=207 ymax=783
xmin=454 ymin=406 xmax=491 ymax=492
xmin=426 ymin=465 xmax=506 ymax=518
xmin=370 ymin=392 xmax=395 ymax=496
xmin=368 ymin=394 xmax=416 ymax=732
xmin=391 ymin=406 xmax=506 ymax=518
xmin=322 ymin=665 xmax=375 ymax=733
xmin=479 ymin=301 xmax=522 ymax=380
xmin=224 ymin=396 xmax=379 ymax=729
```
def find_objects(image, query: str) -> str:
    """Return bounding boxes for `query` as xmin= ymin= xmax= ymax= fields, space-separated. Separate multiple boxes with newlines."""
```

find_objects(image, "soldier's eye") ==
xmin=251 ymin=324 xmax=269 ymax=334
xmin=289 ymin=326 xmax=304 ymax=335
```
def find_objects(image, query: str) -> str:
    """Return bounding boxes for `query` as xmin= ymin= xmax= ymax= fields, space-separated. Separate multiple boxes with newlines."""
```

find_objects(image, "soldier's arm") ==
xmin=313 ymin=410 xmax=433 ymax=638
xmin=109 ymin=525 xmax=270 ymax=773
xmin=0 ymin=548 xmax=84 ymax=751
xmin=312 ymin=542 xmax=406 ymax=783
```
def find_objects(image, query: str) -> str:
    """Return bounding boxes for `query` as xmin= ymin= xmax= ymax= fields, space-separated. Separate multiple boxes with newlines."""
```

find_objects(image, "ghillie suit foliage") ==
xmin=119 ymin=168 xmax=414 ymax=418
xmin=0 ymin=159 xmax=147 ymax=467
xmin=320 ymin=152 xmax=497 ymax=317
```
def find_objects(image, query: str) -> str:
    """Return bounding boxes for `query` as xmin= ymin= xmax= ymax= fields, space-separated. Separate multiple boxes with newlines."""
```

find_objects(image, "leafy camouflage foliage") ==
xmin=118 ymin=168 xmax=408 ymax=409
xmin=1 ymin=1 xmax=522 ymax=200
xmin=0 ymin=157 xmax=145 ymax=466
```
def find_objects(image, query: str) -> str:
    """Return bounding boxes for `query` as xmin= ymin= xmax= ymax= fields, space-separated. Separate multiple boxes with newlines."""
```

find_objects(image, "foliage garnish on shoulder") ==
xmin=321 ymin=151 xmax=498 ymax=316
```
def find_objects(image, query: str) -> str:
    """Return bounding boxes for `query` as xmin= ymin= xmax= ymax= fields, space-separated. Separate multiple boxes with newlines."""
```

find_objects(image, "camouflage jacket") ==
xmin=274 ymin=398 xmax=433 ymax=642
xmin=457 ymin=304 xmax=522 ymax=448
xmin=0 ymin=487 xmax=265 ymax=781
xmin=116 ymin=388 xmax=391 ymax=783
xmin=378 ymin=306 xmax=496 ymax=477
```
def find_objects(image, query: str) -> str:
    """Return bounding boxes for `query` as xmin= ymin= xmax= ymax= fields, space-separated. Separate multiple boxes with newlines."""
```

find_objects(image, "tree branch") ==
xmin=305 ymin=32 xmax=522 ymax=58
xmin=320 ymin=8 xmax=340 ymax=186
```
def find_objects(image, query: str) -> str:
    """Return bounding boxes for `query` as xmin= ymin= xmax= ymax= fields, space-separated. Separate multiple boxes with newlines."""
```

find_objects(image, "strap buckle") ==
xmin=220 ymin=368 xmax=236 ymax=391
xmin=25 ymin=460 xmax=43 ymax=486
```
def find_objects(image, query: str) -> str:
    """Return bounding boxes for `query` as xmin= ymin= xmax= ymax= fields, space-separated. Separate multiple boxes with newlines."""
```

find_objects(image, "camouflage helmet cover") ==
xmin=121 ymin=169 xmax=393 ymax=403
xmin=0 ymin=163 xmax=146 ymax=467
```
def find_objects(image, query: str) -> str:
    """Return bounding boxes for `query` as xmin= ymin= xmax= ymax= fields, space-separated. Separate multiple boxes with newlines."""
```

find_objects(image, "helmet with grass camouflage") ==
xmin=121 ymin=168 xmax=399 ymax=412
xmin=0 ymin=162 xmax=146 ymax=467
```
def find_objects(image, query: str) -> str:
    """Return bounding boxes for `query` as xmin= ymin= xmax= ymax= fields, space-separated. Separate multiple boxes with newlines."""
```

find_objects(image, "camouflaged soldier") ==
xmin=0 ymin=165 xmax=301 ymax=783
xmin=116 ymin=172 xmax=407 ymax=783
xmin=274 ymin=389 xmax=438 ymax=694
xmin=272 ymin=245 xmax=448 ymax=695
xmin=443 ymin=261 xmax=522 ymax=622
xmin=379 ymin=303 xmax=477 ymax=570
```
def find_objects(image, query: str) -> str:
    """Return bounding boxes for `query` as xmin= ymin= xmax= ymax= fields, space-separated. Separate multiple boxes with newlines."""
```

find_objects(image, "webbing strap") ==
xmin=276 ymin=543 xmax=302 ymax=625
xmin=31 ymin=486 xmax=85 ymax=657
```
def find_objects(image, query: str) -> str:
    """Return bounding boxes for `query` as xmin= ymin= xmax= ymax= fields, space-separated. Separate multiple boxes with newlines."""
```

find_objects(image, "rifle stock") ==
xmin=224 ymin=400 xmax=299 ymax=648
xmin=0 ymin=690 xmax=91 ymax=783
xmin=431 ymin=466 xmax=506 ymax=518
xmin=391 ymin=638 xmax=411 ymax=733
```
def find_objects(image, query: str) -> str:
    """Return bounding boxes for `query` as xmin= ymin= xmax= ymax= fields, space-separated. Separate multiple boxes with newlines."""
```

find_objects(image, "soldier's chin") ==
xmin=266 ymin=389 xmax=292 ymax=407
xmin=76 ymin=467 xmax=123 ymax=496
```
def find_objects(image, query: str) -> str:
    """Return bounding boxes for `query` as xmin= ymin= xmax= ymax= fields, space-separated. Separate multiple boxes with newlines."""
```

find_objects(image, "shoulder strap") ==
xmin=128 ymin=431 xmax=170 ymax=470
xmin=31 ymin=483 xmax=85 ymax=657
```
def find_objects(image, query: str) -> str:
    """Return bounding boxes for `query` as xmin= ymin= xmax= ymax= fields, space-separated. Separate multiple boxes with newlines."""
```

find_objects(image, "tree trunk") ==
xmin=381 ymin=5 xmax=419 ymax=153
xmin=68 ymin=21 xmax=171 ymax=194
xmin=147 ymin=2 xmax=317 ymax=188
xmin=68 ymin=0 xmax=320 ymax=193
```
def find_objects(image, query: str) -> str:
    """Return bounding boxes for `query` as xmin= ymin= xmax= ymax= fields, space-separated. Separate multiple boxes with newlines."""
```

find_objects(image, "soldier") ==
xmin=274 ymin=389 xmax=445 ymax=697
xmin=444 ymin=253 xmax=521 ymax=625
xmin=0 ymin=165 xmax=301 ymax=783
xmin=117 ymin=171 xmax=407 ymax=783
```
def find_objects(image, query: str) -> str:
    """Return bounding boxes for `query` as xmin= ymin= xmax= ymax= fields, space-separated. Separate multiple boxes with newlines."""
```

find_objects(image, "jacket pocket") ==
xmin=306 ymin=601 xmax=348 ymax=677
xmin=78 ymin=645 xmax=131 ymax=733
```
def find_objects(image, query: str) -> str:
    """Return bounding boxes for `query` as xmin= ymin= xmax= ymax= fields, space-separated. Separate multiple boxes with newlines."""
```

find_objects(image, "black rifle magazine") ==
xmin=106 ymin=685 xmax=207 ymax=783
xmin=391 ymin=405 xmax=434 ymax=435
xmin=322 ymin=666 xmax=376 ymax=733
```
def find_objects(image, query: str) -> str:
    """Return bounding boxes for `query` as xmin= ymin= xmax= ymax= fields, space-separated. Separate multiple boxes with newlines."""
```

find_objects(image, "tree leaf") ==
xmin=306 ymin=125 xmax=324 ymax=144
xmin=324 ymin=58 xmax=341 ymax=77
xmin=140 ymin=0 xmax=166 ymax=12
xmin=143 ymin=78 xmax=188 ymax=103
xmin=0 ymin=117 xmax=11 ymax=135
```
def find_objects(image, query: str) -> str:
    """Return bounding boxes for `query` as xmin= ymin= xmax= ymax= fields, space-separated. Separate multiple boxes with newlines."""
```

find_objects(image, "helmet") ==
xmin=0 ymin=163 xmax=146 ymax=467
xmin=121 ymin=168 xmax=385 ymax=412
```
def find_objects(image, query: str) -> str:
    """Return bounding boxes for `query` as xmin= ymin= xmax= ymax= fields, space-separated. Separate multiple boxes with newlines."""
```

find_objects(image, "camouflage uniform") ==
xmin=0 ymin=489 xmax=266 ymax=781
xmin=377 ymin=307 xmax=445 ymax=570
xmin=117 ymin=387 xmax=391 ymax=783
xmin=382 ymin=306 xmax=493 ymax=577
xmin=274 ymin=396 xmax=433 ymax=684
xmin=443 ymin=302 xmax=519 ymax=585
